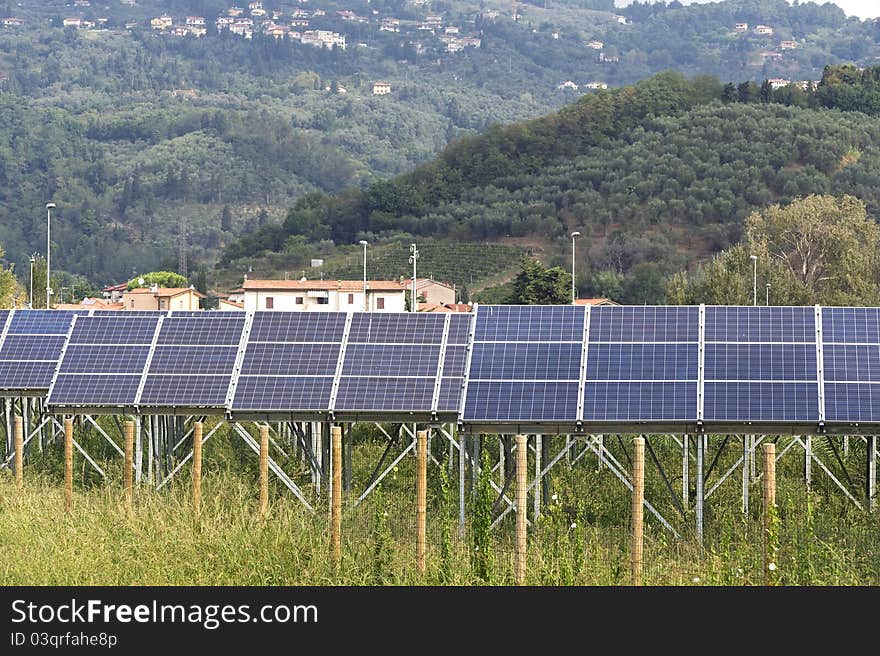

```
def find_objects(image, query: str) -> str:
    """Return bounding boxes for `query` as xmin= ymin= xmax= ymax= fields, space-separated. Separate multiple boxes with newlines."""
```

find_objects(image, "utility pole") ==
xmin=409 ymin=243 xmax=419 ymax=312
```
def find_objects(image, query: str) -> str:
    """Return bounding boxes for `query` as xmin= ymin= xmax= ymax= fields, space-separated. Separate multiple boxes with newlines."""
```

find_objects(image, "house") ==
xmin=761 ymin=51 xmax=782 ymax=61
xmin=551 ymin=30 xmax=560 ymax=39
xmin=56 ymin=297 xmax=124 ymax=311
xmin=586 ymin=40 xmax=604 ymax=50
xmin=372 ymin=81 xmax=392 ymax=95
xmin=767 ymin=78 xmax=790 ymax=90
xmin=121 ymin=286 xmax=205 ymax=311
xmin=226 ymin=288 xmax=245 ymax=304
xmin=483 ymin=10 xmax=500 ymax=20
xmin=219 ymin=299 xmax=244 ymax=311
xmin=754 ymin=25 xmax=773 ymax=35
xmin=248 ymin=1 xmax=263 ymax=10
xmin=425 ymin=15 xmax=443 ymax=27
xmin=241 ymin=279 xmax=407 ymax=312
xmin=272 ymin=10 xmax=284 ymax=20
xmin=598 ymin=53 xmax=619 ymax=63
xmin=445 ymin=26 xmax=459 ymax=35
xmin=557 ymin=80 xmax=579 ymax=91
xmin=171 ymin=26 xmax=191 ymax=36
xmin=574 ymin=298 xmax=620 ymax=306
xmin=584 ymin=81 xmax=608 ymax=90
xmin=74 ymin=0 xmax=91 ymax=6
xmin=415 ymin=278 xmax=456 ymax=306
xmin=290 ymin=19 xmax=309 ymax=27
xmin=299 ymin=30 xmax=345 ymax=50
xmin=613 ymin=15 xmax=627 ymax=25
xmin=102 ymin=282 xmax=128 ymax=304
xmin=150 ymin=15 xmax=173 ymax=30
xmin=63 ymin=18 xmax=83 ymax=28
xmin=186 ymin=16 xmax=206 ymax=27
xmin=1 ymin=18 xmax=24 ymax=27
xmin=418 ymin=302 xmax=471 ymax=313
xmin=735 ymin=22 xmax=748 ymax=32
xmin=780 ymin=40 xmax=797 ymax=49
xmin=227 ymin=6 xmax=244 ymax=17
xmin=337 ymin=10 xmax=357 ymax=20
xmin=124 ymin=21 xmax=138 ymax=29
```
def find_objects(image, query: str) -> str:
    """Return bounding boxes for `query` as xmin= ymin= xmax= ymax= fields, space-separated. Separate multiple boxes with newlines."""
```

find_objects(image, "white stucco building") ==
xmin=241 ymin=279 xmax=407 ymax=312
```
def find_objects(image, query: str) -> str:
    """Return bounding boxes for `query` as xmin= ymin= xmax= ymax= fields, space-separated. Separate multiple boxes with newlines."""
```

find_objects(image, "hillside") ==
xmin=0 ymin=0 xmax=878 ymax=289
xmin=221 ymin=66 xmax=880 ymax=303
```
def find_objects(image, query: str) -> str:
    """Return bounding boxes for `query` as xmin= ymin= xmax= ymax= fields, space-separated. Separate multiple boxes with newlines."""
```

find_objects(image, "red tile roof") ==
xmin=574 ymin=298 xmax=619 ymax=306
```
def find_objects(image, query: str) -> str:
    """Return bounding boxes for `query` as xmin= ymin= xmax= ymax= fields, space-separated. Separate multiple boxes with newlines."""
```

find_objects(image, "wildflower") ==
xmin=383 ymin=511 xmax=388 ymax=517
xmin=692 ymin=576 xmax=701 ymax=583
xmin=551 ymin=493 xmax=558 ymax=501
xmin=570 ymin=522 xmax=577 ymax=529
xmin=768 ymin=562 xmax=777 ymax=571
xmin=736 ymin=568 xmax=744 ymax=575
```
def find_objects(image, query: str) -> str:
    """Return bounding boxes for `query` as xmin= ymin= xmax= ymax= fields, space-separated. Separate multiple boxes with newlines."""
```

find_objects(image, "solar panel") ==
xmin=0 ymin=309 xmax=83 ymax=393
xmin=463 ymin=305 xmax=584 ymax=423
xmin=584 ymin=306 xmax=698 ymax=422
xmin=335 ymin=313 xmax=447 ymax=414
xmin=821 ymin=307 xmax=880 ymax=423
xmin=48 ymin=314 xmax=162 ymax=408
xmin=703 ymin=306 xmax=819 ymax=423
xmin=230 ymin=312 xmax=348 ymax=413
xmin=140 ymin=314 xmax=246 ymax=409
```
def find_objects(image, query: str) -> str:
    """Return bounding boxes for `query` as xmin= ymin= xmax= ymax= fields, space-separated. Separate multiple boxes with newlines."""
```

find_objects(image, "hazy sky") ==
xmin=614 ymin=1 xmax=878 ymax=21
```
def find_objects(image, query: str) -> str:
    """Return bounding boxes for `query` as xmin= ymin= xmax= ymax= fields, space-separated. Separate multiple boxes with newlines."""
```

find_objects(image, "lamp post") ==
xmin=359 ymin=240 xmax=368 ymax=312
xmin=29 ymin=254 xmax=35 ymax=309
xmin=749 ymin=254 xmax=757 ymax=306
xmin=570 ymin=231 xmax=581 ymax=304
xmin=766 ymin=283 xmax=771 ymax=307
xmin=409 ymin=243 xmax=419 ymax=313
xmin=45 ymin=202 xmax=55 ymax=308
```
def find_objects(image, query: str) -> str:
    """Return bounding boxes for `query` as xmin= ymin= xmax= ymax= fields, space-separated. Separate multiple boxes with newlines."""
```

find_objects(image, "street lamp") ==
xmin=45 ymin=202 xmax=55 ymax=308
xmin=766 ymin=283 xmax=771 ymax=307
xmin=29 ymin=254 xmax=35 ymax=308
xmin=570 ymin=231 xmax=581 ymax=304
xmin=408 ymin=243 xmax=420 ymax=313
xmin=359 ymin=240 xmax=368 ymax=312
xmin=749 ymin=255 xmax=757 ymax=306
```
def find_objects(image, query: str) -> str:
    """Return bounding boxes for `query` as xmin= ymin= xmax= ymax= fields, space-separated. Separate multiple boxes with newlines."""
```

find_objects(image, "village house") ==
xmin=56 ymin=297 xmax=124 ymax=311
xmin=290 ymin=18 xmax=310 ymax=27
xmin=584 ymin=81 xmax=608 ymax=90
xmin=586 ymin=40 xmax=604 ymax=49
xmin=150 ymin=14 xmax=173 ymax=30
xmin=241 ymin=279 xmax=407 ymax=312
xmin=768 ymin=78 xmax=791 ymax=90
xmin=122 ymin=286 xmax=205 ymax=311
xmin=186 ymin=16 xmax=206 ymax=27
xmin=574 ymin=298 xmax=619 ymax=307
xmin=780 ymin=40 xmax=798 ymax=49
xmin=418 ymin=302 xmax=471 ymax=313
xmin=372 ymin=81 xmax=392 ymax=95
xmin=1 ymin=17 xmax=24 ymax=27
xmin=74 ymin=0 xmax=91 ymax=6
xmin=102 ymin=282 xmax=128 ymax=304
xmin=735 ymin=22 xmax=748 ymax=32
xmin=380 ymin=18 xmax=400 ymax=32
xmin=483 ymin=10 xmax=500 ymax=20
xmin=754 ymin=24 xmax=773 ymax=35
xmin=63 ymin=18 xmax=83 ymax=28
xmin=557 ymin=80 xmax=579 ymax=91
xmin=445 ymin=25 xmax=459 ymax=35
xmin=414 ymin=278 xmax=456 ymax=306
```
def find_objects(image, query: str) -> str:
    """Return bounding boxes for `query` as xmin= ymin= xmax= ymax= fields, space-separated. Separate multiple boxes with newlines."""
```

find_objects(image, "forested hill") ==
xmin=0 ymin=0 xmax=879 ymax=290
xmin=222 ymin=66 xmax=880 ymax=303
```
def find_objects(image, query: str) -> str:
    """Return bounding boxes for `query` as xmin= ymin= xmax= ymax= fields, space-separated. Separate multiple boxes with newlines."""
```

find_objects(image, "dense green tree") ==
xmin=511 ymin=257 xmax=572 ymax=305
xmin=127 ymin=271 xmax=188 ymax=290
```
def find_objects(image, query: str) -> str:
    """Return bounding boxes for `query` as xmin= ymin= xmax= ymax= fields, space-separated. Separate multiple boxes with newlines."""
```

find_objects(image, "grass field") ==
xmin=0 ymin=429 xmax=878 ymax=586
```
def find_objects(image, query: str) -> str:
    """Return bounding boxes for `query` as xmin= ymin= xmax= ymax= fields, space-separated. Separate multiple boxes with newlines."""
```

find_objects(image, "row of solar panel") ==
xmin=0 ymin=306 xmax=877 ymax=425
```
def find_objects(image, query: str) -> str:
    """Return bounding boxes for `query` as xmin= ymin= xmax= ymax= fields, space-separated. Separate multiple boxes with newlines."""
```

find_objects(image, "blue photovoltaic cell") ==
xmin=7 ymin=310 xmax=82 ymax=334
xmin=583 ymin=382 xmax=697 ymax=421
xmin=703 ymin=382 xmax=818 ymax=422
xmin=821 ymin=344 xmax=880 ymax=382
xmin=705 ymin=306 xmax=815 ymax=342
xmin=342 ymin=344 xmax=440 ymax=377
xmin=241 ymin=343 xmax=341 ymax=376
xmin=704 ymin=344 xmax=817 ymax=381
xmin=824 ymin=383 xmax=880 ymax=422
xmin=148 ymin=346 xmax=239 ymax=375
xmin=589 ymin=306 xmax=698 ymax=342
xmin=437 ymin=377 xmax=463 ymax=412
xmin=464 ymin=381 xmax=578 ymax=422
xmin=139 ymin=375 xmax=231 ymax=406
xmin=157 ymin=316 xmax=245 ymax=345
xmin=248 ymin=312 xmax=347 ymax=343
xmin=61 ymin=345 xmax=151 ymax=374
xmin=233 ymin=376 xmax=334 ymax=411
xmin=475 ymin=306 xmax=583 ymax=342
xmin=587 ymin=343 xmax=697 ymax=381
xmin=0 ymin=335 xmax=67 ymax=360
xmin=446 ymin=314 xmax=472 ymax=344
xmin=50 ymin=374 xmax=142 ymax=405
xmin=0 ymin=362 xmax=58 ymax=389
xmin=69 ymin=316 xmax=160 ymax=344
xmin=469 ymin=342 xmax=581 ymax=380
xmin=347 ymin=313 xmax=446 ymax=344
xmin=335 ymin=377 xmax=435 ymax=412
xmin=821 ymin=307 xmax=880 ymax=344
xmin=441 ymin=345 xmax=467 ymax=378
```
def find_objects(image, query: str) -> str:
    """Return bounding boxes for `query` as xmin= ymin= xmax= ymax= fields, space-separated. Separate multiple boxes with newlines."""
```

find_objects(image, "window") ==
xmin=317 ymin=297 xmax=329 ymax=305
xmin=295 ymin=297 xmax=304 ymax=305
xmin=376 ymin=297 xmax=385 ymax=310
xmin=265 ymin=297 xmax=274 ymax=309
xmin=348 ymin=293 xmax=354 ymax=305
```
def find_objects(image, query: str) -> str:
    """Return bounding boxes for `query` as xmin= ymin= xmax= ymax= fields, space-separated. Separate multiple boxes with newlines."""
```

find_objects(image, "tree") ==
xmin=511 ymin=257 xmax=571 ymax=305
xmin=127 ymin=271 xmax=188 ymax=290
xmin=220 ymin=204 xmax=233 ymax=232
xmin=0 ymin=244 xmax=24 ymax=307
